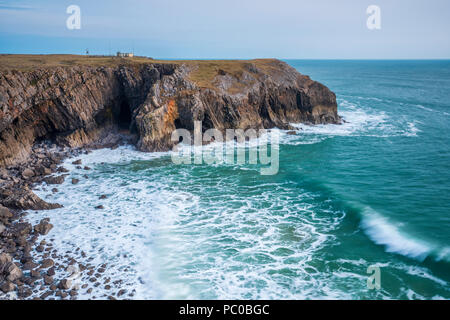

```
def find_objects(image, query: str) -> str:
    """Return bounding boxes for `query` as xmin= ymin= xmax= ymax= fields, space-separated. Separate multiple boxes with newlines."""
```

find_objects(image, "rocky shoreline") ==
xmin=0 ymin=135 xmax=135 ymax=300
xmin=0 ymin=56 xmax=341 ymax=299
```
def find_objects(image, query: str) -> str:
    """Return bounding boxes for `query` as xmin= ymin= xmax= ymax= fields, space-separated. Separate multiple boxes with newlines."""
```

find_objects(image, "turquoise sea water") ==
xmin=33 ymin=60 xmax=450 ymax=299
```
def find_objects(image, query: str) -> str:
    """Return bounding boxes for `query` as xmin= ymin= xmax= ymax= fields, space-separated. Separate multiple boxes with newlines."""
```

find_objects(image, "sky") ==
xmin=0 ymin=0 xmax=449 ymax=59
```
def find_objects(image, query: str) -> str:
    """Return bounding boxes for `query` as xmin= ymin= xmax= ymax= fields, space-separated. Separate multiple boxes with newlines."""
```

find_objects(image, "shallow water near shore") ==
xmin=30 ymin=60 xmax=450 ymax=299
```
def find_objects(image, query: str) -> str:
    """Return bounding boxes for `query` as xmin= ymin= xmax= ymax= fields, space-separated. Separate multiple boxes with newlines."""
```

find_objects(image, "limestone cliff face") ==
xmin=0 ymin=59 xmax=339 ymax=166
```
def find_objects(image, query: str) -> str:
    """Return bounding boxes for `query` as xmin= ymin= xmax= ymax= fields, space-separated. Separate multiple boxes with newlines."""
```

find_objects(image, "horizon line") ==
xmin=1 ymin=53 xmax=450 ymax=61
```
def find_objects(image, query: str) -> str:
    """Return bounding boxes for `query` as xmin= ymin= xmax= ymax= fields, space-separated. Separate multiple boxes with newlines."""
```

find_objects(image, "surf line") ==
xmin=179 ymin=304 xmax=214 ymax=318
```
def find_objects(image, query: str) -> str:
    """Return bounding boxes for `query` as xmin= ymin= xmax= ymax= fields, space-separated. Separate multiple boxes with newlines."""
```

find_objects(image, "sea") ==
xmin=30 ymin=60 xmax=450 ymax=300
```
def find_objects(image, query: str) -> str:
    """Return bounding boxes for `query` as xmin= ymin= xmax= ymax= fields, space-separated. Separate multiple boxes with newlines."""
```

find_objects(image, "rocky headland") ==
xmin=0 ymin=54 xmax=340 ymax=299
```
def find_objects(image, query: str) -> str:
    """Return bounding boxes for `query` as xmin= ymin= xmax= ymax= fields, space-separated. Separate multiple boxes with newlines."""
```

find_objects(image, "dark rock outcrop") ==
xmin=34 ymin=219 xmax=53 ymax=235
xmin=1 ymin=187 xmax=62 ymax=211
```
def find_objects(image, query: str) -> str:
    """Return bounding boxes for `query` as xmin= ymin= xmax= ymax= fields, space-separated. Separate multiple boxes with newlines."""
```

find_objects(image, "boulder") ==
xmin=59 ymin=279 xmax=72 ymax=290
xmin=11 ymin=222 xmax=32 ymax=237
xmin=0 ymin=205 xmax=12 ymax=219
xmin=18 ymin=287 xmax=32 ymax=298
xmin=47 ymin=267 xmax=55 ymax=276
xmin=40 ymin=258 xmax=54 ymax=269
xmin=0 ymin=253 xmax=12 ymax=265
xmin=22 ymin=261 xmax=38 ymax=271
xmin=34 ymin=219 xmax=53 ymax=235
xmin=36 ymin=166 xmax=52 ymax=176
xmin=44 ymin=275 xmax=53 ymax=285
xmin=44 ymin=175 xmax=66 ymax=185
xmin=0 ymin=168 xmax=8 ymax=179
xmin=2 ymin=188 xmax=62 ymax=210
xmin=14 ymin=235 xmax=27 ymax=247
xmin=57 ymin=167 xmax=69 ymax=173
xmin=22 ymin=168 xmax=34 ymax=179
xmin=69 ymin=289 xmax=78 ymax=297
xmin=2 ymin=262 xmax=23 ymax=281
xmin=30 ymin=269 xmax=42 ymax=278
xmin=0 ymin=281 xmax=15 ymax=293
xmin=72 ymin=178 xmax=80 ymax=185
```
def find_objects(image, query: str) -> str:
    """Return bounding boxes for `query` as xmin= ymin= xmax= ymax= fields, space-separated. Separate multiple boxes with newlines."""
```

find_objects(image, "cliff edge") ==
xmin=0 ymin=55 xmax=340 ymax=167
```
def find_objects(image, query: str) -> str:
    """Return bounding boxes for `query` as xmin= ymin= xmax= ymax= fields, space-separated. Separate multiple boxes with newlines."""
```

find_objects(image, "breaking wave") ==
xmin=359 ymin=206 xmax=450 ymax=263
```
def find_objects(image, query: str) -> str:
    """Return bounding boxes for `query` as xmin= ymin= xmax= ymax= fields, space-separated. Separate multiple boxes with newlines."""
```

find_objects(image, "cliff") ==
xmin=0 ymin=55 xmax=342 ymax=299
xmin=0 ymin=55 xmax=340 ymax=167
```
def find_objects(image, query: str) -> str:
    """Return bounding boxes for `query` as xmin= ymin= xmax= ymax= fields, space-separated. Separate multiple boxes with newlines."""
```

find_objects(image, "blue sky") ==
xmin=1 ymin=0 xmax=449 ymax=59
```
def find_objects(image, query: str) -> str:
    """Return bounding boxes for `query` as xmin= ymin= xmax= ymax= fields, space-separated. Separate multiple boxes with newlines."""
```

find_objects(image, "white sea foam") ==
xmin=24 ymin=144 xmax=449 ymax=300
xmin=142 ymin=181 xmax=346 ymax=299
xmin=359 ymin=206 xmax=432 ymax=261
xmin=293 ymin=104 xmax=389 ymax=137
xmin=336 ymin=258 xmax=367 ymax=266
xmin=399 ymin=265 xmax=448 ymax=287
xmin=67 ymin=145 xmax=171 ymax=166
xmin=404 ymin=121 xmax=420 ymax=137
xmin=341 ymin=94 xmax=450 ymax=117
xmin=415 ymin=104 xmax=435 ymax=113
xmin=290 ymin=98 xmax=420 ymax=139
xmin=405 ymin=289 xmax=426 ymax=300
xmin=21 ymin=94 xmax=443 ymax=300
xmin=27 ymin=147 xmax=175 ymax=299
xmin=28 ymin=146 xmax=354 ymax=300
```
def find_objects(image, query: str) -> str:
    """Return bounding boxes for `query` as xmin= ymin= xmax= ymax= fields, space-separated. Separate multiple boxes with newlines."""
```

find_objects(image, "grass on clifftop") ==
xmin=0 ymin=54 xmax=283 ymax=89
xmin=0 ymin=54 xmax=155 ymax=71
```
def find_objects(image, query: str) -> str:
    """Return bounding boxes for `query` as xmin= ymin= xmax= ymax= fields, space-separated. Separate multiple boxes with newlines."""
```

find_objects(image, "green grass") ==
xmin=0 ymin=54 xmax=284 ymax=90
xmin=0 ymin=54 xmax=156 ymax=71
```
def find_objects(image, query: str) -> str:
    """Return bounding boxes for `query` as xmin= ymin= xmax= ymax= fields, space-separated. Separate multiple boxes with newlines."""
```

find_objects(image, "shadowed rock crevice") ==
xmin=117 ymin=101 xmax=132 ymax=131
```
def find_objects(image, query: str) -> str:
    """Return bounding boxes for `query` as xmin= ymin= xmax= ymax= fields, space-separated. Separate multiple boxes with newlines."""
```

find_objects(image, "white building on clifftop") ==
xmin=116 ymin=52 xmax=134 ymax=58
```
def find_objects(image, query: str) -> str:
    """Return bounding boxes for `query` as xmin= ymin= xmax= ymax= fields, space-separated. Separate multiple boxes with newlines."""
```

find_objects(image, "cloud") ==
xmin=0 ymin=4 xmax=34 ymax=11
xmin=1 ymin=0 xmax=449 ymax=59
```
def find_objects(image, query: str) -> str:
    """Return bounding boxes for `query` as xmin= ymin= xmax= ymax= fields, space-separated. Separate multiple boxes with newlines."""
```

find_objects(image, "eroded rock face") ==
xmin=0 ymin=60 xmax=339 ymax=166
xmin=0 ymin=64 xmax=175 ymax=166
xmin=134 ymin=61 xmax=340 ymax=152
